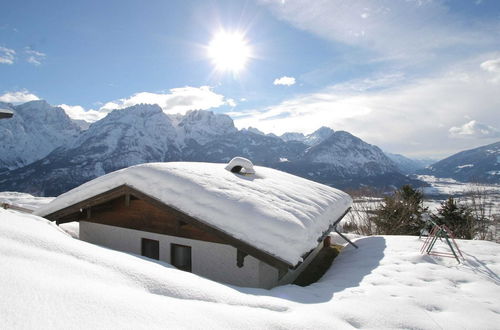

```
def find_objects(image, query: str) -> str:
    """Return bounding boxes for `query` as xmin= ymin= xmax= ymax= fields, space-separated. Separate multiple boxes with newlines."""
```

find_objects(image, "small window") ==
xmin=141 ymin=238 xmax=159 ymax=260
xmin=171 ymin=243 xmax=192 ymax=272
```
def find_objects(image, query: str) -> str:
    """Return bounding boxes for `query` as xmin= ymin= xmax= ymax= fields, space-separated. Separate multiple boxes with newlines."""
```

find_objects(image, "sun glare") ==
xmin=207 ymin=31 xmax=251 ymax=73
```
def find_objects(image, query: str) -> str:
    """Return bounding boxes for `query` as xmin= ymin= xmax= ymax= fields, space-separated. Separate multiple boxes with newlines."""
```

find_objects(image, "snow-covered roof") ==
xmin=36 ymin=161 xmax=352 ymax=265
xmin=0 ymin=108 xmax=13 ymax=118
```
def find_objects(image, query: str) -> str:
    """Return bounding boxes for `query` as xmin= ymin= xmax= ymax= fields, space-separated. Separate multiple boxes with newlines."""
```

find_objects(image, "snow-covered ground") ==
xmin=0 ymin=191 xmax=54 ymax=211
xmin=418 ymin=175 xmax=500 ymax=215
xmin=1 ymin=208 xmax=499 ymax=329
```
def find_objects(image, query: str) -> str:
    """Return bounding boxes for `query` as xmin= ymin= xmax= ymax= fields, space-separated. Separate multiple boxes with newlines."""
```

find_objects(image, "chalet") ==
xmin=35 ymin=158 xmax=352 ymax=289
xmin=0 ymin=108 xmax=14 ymax=119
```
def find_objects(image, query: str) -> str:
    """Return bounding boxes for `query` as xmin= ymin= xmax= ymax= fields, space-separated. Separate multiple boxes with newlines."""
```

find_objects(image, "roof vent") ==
xmin=225 ymin=157 xmax=255 ymax=175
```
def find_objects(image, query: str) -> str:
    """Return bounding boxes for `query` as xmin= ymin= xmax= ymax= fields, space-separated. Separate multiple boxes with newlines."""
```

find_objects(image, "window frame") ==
xmin=141 ymin=238 xmax=160 ymax=260
xmin=170 ymin=243 xmax=192 ymax=272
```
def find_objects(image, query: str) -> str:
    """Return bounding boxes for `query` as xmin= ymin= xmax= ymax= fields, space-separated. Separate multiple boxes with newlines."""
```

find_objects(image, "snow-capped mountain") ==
xmin=0 ymin=104 xmax=182 ymax=195
xmin=421 ymin=141 xmax=500 ymax=183
xmin=0 ymin=101 xmax=423 ymax=195
xmin=175 ymin=110 xmax=237 ymax=146
xmin=304 ymin=131 xmax=397 ymax=176
xmin=272 ymin=130 xmax=421 ymax=189
xmin=0 ymin=100 xmax=81 ymax=171
xmin=280 ymin=126 xmax=334 ymax=146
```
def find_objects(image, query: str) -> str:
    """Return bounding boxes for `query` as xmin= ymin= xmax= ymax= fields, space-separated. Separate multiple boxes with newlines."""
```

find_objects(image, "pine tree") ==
xmin=372 ymin=185 xmax=427 ymax=235
xmin=431 ymin=197 xmax=475 ymax=239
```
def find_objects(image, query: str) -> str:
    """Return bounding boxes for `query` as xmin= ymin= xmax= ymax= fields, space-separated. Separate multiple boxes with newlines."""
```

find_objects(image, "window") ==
xmin=171 ymin=243 xmax=192 ymax=272
xmin=141 ymin=238 xmax=159 ymax=260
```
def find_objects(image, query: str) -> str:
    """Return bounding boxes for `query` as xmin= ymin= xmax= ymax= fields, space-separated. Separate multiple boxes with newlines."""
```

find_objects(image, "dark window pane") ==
xmin=141 ymin=238 xmax=159 ymax=260
xmin=171 ymin=244 xmax=192 ymax=272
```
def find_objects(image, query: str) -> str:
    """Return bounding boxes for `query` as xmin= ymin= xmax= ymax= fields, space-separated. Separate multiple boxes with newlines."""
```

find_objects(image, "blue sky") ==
xmin=1 ymin=0 xmax=500 ymax=158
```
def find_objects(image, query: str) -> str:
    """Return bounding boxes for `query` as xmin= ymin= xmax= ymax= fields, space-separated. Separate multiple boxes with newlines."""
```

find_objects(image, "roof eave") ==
xmin=42 ymin=184 xmax=294 ymax=271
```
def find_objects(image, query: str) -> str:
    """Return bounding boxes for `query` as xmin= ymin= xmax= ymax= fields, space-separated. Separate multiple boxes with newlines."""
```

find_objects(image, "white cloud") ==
xmin=234 ymin=61 xmax=500 ymax=158
xmin=58 ymin=104 xmax=105 ymax=123
xmin=480 ymin=58 xmax=500 ymax=73
xmin=60 ymin=86 xmax=232 ymax=123
xmin=0 ymin=46 xmax=15 ymax=64
xmin=0 ymin=90 xmax=40 ymax=103
xmin=449 ymin=120 xmax=500 ymax=139
xmin=100 ymin=86 xmax=229 ymax=115
xmin=25 ymin=49 xmax=46 ymax=66
xmin=226 ymin=98 xmax=237 ymax=107
xmin=273 ymin=76 xmax=296 ymax=86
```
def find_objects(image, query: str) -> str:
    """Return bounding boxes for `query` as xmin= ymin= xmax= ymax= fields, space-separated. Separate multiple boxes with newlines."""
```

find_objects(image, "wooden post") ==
xmin=323 ymin=235 xmax=331 ymax=247
xmin=125 ymin=194 xmax=130 ymax=207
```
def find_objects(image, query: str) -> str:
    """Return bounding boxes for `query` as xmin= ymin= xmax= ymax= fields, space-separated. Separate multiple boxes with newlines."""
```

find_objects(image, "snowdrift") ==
xmin=1 ymin=209 xmax=499 ymax=329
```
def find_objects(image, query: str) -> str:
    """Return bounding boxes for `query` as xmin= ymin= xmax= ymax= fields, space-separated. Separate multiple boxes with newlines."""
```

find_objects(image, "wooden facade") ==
xmin=44 ymin=185 xmax=292 ymax=272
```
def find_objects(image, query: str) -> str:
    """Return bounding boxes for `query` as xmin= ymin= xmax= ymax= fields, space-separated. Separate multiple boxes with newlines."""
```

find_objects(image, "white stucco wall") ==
xmin=79 ymin=221 xmax=279 ymax=288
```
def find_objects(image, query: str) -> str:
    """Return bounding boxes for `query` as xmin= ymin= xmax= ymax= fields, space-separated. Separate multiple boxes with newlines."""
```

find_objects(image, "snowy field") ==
xmin=0 ymin=191 xmax=54 ymax=211
xmin=418 ymin=175 xmax=500 ymax=214
xmin=1 ymin=208 xmax=499 ymax=329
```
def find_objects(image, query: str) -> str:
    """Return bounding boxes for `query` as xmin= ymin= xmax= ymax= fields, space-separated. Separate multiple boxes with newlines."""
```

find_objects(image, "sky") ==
xmin=1 ymin=0 xmax=499 ymax=159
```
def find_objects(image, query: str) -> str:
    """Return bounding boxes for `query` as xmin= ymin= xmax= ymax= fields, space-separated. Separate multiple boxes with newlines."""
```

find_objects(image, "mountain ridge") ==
xmin=0 ymin=100 xmax=424 ymax=195
xmin=420 ymin=141 xmax=500 ymax=183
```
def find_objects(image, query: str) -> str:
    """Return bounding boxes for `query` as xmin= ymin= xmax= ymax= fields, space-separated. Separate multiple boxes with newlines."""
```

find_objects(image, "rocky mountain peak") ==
xmin=0 ymin=100 xmax=81 ymax=170
xmin=177 ymin=110 xmax=237 ymax=145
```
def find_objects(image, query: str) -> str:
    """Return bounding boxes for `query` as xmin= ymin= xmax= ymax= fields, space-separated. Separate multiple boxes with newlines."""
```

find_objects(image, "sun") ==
xmin=207 ymin=30 xmax=251 ymax=73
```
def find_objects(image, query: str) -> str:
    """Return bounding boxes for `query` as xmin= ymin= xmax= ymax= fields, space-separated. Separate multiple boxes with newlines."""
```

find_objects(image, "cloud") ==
xmin=0 ymin=90 xmax=40 ymax=103
xmin=233 ymin=61 xmax=500 ymax=158
xmin=226 ymin=98 xmax=237 ymax=107
xmin=25 ymin=49 xmax=46 ymax=66
xmin=480 ymin=58 xmax=500 ymax=73
xmin=59 ymin=86 xmax=232 ymax=123
xmin=100 ymin=86 xmax=229 ymax=115
xmin=259 ymin=0 xmax=498 ymax=63
xmin=58 ymin=104 xmax=105 ymax=123
xmin=0 ymin=46 xmax=15 ymax=64
xmin=273 ymin=76 xmax=296 ymax=86
xmin=449 ymin=120 xmax=500 ymax=139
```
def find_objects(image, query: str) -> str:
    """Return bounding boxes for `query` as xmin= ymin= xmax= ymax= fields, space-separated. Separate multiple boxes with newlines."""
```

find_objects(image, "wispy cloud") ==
xmin=449 ymin=120 xmax=500 ymax=139
xmin=480 ymin=57 xmax=500 ymax=82
xmin=226 ymin=98 xmax=237 ymax=107
xmin=100 ymin=86 xmax=230 ymax=115
xmin=234 ymin=58 xmax=500 ymax=158
xmin=273 ymin=76 xmax=296 ymax=86
xmin=0 ymin=46 xmax=16 ymax=65
xmin=259 ymin=0 xmax=499 ymax=65
xmin=25 ymin=48 xmax=46 ymax=65
xmin=0 ymin=90 xmax=40 ymax=103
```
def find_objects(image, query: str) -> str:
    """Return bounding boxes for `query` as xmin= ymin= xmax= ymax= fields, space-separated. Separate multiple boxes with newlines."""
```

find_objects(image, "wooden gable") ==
xmin=44 ymin=185 xmax=292 ymax=272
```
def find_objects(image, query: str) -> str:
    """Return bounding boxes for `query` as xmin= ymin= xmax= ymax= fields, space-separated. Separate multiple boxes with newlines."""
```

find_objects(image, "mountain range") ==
xmin=1 ymin=100 xmax=496 ymax=196
xmin=0 ymin=100 xmax=424 ymax=196
xmin=420 ymin=141 xmax=500 ymax=184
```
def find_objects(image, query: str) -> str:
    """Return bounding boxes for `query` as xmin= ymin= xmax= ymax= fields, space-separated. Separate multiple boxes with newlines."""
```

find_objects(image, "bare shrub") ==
xmin=463 ymin=183 xmax=498 ymax=241
xmin=344 ymin=187 xmax=382 ymax=236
